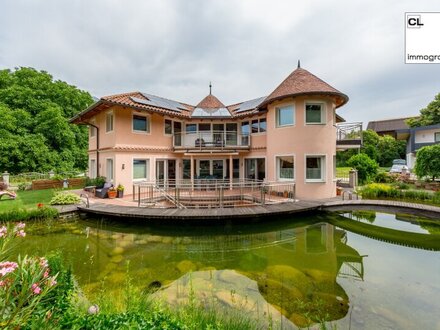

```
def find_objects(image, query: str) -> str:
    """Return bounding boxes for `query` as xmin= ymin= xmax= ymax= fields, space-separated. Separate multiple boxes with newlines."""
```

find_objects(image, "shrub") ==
xmin=373 ymin=172 xmax=395 ymax=183
xmin=393 ymin=182 xmax=410 ymax=190
xmin=414 ymin=144 xmax=440 ymax=181
xmin=49 ymin=192 xmax=81 ymax=205
xmin=359 ymin=183 xmax=438 ymax=204
xmin=85 ymin=176 xmax=106 ymax=188
xmin=347 ymin=154 xmax=379 ymax=184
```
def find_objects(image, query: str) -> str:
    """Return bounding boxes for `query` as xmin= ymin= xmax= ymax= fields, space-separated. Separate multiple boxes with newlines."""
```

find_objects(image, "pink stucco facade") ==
xmin=74 ymin=66 xmax=348 ymax=200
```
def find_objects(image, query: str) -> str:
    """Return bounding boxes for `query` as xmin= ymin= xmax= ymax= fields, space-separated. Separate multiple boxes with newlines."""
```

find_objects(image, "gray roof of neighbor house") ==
xmin=366 ymin=117 xmax=415 ymax=133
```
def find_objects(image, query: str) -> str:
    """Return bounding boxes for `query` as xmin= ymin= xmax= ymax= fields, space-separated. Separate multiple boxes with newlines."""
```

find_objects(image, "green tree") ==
xmin=377 ymin=135 xmax=406 ymax=167
xmin=414 ymin=144 xmax=440 ymax=181
xmin=360 ymin=130 xmax=380 ymax=162
xmin=407 ymin=92 xmax=440 ymax=127
xmin=347 ymin=153 xmax=379 ymax=184
xmin=0 ymin=67 xmax=93 ymax=174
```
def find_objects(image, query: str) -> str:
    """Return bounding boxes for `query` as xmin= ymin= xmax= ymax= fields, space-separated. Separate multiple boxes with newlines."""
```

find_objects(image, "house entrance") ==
xmin=196 ymin=159 xmax=225 ymax=179
xmin=245 ymin=158 xmax=265 ymax=180
xmin=156 ymin=159 xmax=176 ymax=185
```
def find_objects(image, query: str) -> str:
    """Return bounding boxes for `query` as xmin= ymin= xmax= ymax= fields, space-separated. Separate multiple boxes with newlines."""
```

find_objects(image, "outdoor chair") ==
xmin=0 ymin=190 xmax=16 ymax=200
xmin=95 ymin=182 xmax=113 ymax=198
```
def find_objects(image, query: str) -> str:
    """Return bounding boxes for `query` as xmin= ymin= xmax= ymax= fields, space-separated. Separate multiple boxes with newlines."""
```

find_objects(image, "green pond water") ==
xmin=12 ymin=211 xmax=440 ymax=329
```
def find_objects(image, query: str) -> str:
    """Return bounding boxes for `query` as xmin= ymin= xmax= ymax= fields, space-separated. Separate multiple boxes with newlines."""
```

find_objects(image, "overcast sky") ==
xmin=1 ymin=0 xmax=439 ymax=124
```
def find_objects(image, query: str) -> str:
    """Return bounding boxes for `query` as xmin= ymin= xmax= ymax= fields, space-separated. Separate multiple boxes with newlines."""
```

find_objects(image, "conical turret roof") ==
xmin=259 ymin=67 xmax=348 ymax=108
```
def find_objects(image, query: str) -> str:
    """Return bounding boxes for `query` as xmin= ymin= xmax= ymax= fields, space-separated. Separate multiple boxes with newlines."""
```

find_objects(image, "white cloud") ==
xmin=0 ymin=0 xmax=439 ymax=124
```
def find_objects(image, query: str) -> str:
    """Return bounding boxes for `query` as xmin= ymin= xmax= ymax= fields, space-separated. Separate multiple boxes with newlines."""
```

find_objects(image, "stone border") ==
xmin=321 ymin=199 xmax=440 ymax=219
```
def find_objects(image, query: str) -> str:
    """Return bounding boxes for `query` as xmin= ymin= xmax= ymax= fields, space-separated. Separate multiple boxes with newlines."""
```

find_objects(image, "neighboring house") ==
xmin=71 ymin=65 xmax=359 ymax=199
xmin=366 ymin=117 xmax=414 ymax=138
xmin=397 ymin=124 xmax=440 ymax=169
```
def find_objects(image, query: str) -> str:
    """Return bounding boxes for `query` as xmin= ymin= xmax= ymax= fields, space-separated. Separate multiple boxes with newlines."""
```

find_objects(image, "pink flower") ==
xmin=0 ymin=226 xmax=7 ymax=238
xmin=43 ymin=269 xmax=50 ymax=278
xmin=0 ymin=261 xmax=18 ymax=277
xmin=39 ymin=257 xmax=48 ymax=268
xmin=15 ymin=230 xmax=26 ymax=237
xmin=48 ymin=277 xmax=57 ymax=287
xmin=31 ymin=283 xmax=42 ymax=294
xmin=14 ymin=222 xmax=25 ymax=230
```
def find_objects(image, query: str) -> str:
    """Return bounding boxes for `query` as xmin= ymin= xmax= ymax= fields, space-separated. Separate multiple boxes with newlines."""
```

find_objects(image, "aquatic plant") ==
xmin=0 ymin=206 xmax=58 ymax=222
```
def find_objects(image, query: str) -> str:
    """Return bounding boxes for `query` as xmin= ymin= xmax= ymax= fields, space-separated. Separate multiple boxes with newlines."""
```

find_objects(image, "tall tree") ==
xmin=407 ymin=92 xmax=440 ymax=127
xmin=0 ymin=67 xmax=93 ymax=174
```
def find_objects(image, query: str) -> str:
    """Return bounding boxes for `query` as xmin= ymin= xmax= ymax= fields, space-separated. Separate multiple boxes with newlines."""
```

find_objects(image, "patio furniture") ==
xmin=95 ymin=182 xmax=113 ymax=198
xmin=0 ymin=190 xmax=16 ymax=200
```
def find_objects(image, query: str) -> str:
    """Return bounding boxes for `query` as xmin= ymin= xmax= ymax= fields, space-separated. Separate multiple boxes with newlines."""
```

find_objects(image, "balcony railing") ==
xmin=173 ymin=131 xmax=250 ymax=150
xmin=336 ymin=122 xmax=362 ymax=149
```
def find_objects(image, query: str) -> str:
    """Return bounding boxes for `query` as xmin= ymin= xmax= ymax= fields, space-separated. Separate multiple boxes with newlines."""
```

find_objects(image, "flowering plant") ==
xmin=0 ymin=222 xmax=58 ymax=328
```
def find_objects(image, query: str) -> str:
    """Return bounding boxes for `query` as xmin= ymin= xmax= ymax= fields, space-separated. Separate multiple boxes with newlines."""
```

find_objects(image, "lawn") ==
xmin=0 ymin=189 xmax=56 ymax=212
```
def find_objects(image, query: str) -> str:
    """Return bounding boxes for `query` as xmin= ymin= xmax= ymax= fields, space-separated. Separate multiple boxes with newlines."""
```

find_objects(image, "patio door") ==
xmin=156 ymin=159 xmax=176 ymax=186
xmin=197 ymin=159 xmax=225 ymax=179
xmin=245 ymin=158 xmax=265 ymax=181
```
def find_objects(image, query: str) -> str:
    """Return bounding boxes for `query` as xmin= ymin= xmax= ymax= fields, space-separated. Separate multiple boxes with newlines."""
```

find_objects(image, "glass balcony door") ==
xmin=156 ymin=159 xmax=176 ymax=187
xmin=196 ymin=159 xmax=225 ymax=179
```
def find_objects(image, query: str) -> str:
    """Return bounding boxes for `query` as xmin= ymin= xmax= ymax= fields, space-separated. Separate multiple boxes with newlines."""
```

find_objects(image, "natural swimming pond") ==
xmin=12 ymin=210 xmax=440 ymax=329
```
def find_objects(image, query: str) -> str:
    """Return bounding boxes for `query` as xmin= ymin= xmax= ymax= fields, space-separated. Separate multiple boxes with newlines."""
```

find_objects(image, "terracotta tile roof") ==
xmin=260 ymin=67 xmax=348 ymax=108
xmin=196 ymin=94 xmax=226 ymax=108
xmin=367 ymin=117 xmax=415 ymax=132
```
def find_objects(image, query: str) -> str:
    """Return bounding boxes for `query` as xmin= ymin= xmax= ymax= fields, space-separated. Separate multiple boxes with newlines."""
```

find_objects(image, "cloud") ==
xmin=0 ymin=0 xmax=439 ymax=124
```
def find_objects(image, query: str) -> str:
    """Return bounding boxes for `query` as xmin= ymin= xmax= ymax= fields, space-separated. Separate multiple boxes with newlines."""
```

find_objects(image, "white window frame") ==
xmin=164 ymin=118 xmax=173 ymax=135
xmin=105 ymin=111 xmax=114 ymax=133
xmin=305 ymin=154 xmax=326 ymax=183
xmin=105 ymin=158 xmax=114 ymax=182
xmin=89 ymin=119 xmax=96 ymax=138
xmin=251 ymin=117 xmax=267 ymax=134
xmin=132 ymin=158 xmax=149 ymax=181
xmin=305 ymin=102 xmax=326 ymax=125
xmin=132 ymin=113 xmax=150 ymax=134
xmin=276 ymin=105 xmax=295 ymax=128
xmin=275 ymin=154 xmax=295 ymax=181
xmin=435 ymin=132 xmax=440 ymax=142
xmin=89 ymin=159 xmax=97 ymax=179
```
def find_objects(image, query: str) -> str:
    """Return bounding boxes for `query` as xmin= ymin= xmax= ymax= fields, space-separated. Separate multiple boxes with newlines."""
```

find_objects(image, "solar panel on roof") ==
xmin=191 ymin=107 xmax=231 ymax=118
xmin=234 ymin=96 xmax=266 ymax=113
xmin=130 ymin=94 xmax=186 ymax=112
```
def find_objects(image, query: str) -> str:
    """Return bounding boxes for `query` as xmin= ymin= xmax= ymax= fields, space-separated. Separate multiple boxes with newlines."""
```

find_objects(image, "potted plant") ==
xmin=117 ymin=184 xmax=124 ymax=198
xmin=107 ymin=186 xmax=117 ymax=199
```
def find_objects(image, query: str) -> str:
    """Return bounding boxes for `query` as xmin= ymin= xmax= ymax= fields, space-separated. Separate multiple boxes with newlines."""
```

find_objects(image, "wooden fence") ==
xmin=31 ymin=178 xmax=86 ymax=190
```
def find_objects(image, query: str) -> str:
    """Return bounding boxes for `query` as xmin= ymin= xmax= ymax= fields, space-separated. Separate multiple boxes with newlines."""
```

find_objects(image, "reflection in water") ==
xmin=16 ymin=218 xmax=366 ymax=328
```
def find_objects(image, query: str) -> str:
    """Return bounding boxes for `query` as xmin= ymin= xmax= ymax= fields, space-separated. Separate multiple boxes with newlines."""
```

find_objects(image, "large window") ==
xmin=276 ymin=105 xmax=294 ymax=127
xmin=164 ymin=119 xmax=173 ymax=134
xmin=106 ymin=112 xmax=114 ymax=132
xmin=435 ymin=132 xmax=440 ymax=142
xmin=133 ymin=115 xmax=150 ymax=132
xmin=106 ymin=158 xmax=114 ymax=181
xmin=306 ymin=156 xmax=326 ymax=182
xmin=305 ymin=103 xmax=325 ymax=124
xmin=186 ymin=123 xmax=197 ymax=134
xmin=90 ymin=159 xmax=96 ymax=179
xmin=133 ymin=159 xmax=149 ymax=180
xmin=182 ymin=159 xmax=191 ymax=179
xmin=277 ymin=156 xmax=294 ymax=180
xmin=89 ymin=120 xmax=96 ymax=137
xmin=251 ymin=118 xmax=267 ymax=133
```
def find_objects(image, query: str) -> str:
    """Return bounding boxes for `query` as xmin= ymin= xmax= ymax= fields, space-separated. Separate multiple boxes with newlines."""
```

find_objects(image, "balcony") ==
xmin=173 ymin=131 xmax=251 ymax=152
xmin=336 ymin=122 xmax=362 ymax=150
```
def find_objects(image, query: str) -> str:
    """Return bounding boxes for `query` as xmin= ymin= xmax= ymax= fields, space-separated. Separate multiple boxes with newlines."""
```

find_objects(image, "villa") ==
xmin=71 ymin=65 xmax=359 ymax=200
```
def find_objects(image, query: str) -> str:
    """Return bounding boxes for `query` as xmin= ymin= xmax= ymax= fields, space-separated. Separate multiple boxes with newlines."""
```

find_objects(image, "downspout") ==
xmin=80 ymin=122 xmax=100 ymax=177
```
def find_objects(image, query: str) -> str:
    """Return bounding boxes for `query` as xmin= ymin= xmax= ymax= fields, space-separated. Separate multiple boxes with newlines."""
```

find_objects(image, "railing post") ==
xmin=219 ymin=186 xmax=223 ymax=208
xmin=138 ymin=185 xmax=141 ymax=207
xmin=2 ymin=171 xmax=9 ymax=186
